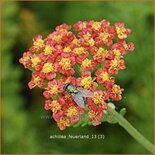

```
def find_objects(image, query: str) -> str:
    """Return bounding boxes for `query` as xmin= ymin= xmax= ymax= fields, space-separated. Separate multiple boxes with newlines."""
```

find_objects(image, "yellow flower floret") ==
xmin=80 ymin=76 xmax=93 ymax=89
xmin=112 ymin=84 xmax=123 ymax=94
xmin=81 ymin=58 xmax=91 ymax=69
xmin=31 ymin=56 xmax=41 ymax=68
xmin=42 ymin=62 xmax=54 ymax=73
xmin=33 ymin=76 xmax=41 ymax=85
xmin=53 ymin=35 xmax=62 ymax=43
xmin=95 ymin=47 xmax=108 ymax=58
xmin=59 ymin=58 xmax=71 ymax=70
xmin=73 ymin=47 xmax=85 ymax=55
xmin=113 ymin=49 xmax=121 ymax=60
xmin=92 ymin=22 xmax=101 ymax=31
xmin=57 ymin=116 xmax=70 ymax=130
xmin=88 ymin=38 xmax=95 ymax=46
xmin=49 ymin=85 xmax=59 ymax=95
xmin=66 ymin=106 xmax=79 ymax=117
xmin=44 ymin=45 xmax=54 ymax=55
xmin=100 ymin=72 xmax=109 ymax=81
xmin=63 ymin=47 xmax=71 ymax=53
xmin=50 ymin=100 xmax=61 ymax=112
xmin=99 ymin=32 xmax=109 ymax=42
xmin=93 ymin=92 xmax=104 ymax=105
xmin=33 ymin=38 xmax=45 ymax=49
xmin=83 ymin=33 xmax=91 ymax=41
xmin=110 ymin=59 xmax=119 ymax=68
xmin=116 ymin=27 xmax=127 ymax=39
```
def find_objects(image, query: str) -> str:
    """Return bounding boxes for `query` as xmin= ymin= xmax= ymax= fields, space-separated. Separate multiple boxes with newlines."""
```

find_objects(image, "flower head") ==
xmin=19 ymin=20 xmax=134 ymax=130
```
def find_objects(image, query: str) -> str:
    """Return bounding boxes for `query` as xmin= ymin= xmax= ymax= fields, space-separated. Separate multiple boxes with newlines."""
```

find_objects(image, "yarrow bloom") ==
xmin=19 ymin=20 xmax=134 ymax=130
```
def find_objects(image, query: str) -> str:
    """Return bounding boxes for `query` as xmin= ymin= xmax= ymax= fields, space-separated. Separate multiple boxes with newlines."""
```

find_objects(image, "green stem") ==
xmin=108 ymin=106 xmax=154 ymax=154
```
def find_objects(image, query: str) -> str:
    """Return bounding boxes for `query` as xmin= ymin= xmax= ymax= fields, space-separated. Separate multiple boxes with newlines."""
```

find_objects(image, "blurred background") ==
xmin=2 ymin=1 xmax=154 ymax=154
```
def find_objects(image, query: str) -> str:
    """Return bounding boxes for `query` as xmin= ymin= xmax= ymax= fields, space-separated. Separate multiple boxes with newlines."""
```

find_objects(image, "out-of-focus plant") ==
xmin=18 ymin=8 xmax=45 ymax=48
xmin=2 ymin=2 xmax=39 ymax=153
xmin=19 ymin=20 xmax=154 ymax=153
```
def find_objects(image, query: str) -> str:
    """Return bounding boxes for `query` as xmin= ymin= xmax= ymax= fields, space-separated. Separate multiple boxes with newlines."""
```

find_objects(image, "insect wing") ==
xmin=77 ymin=87 xmax=94 ymax=97
xmin=72 ymin=93 xmax=85 ymax=108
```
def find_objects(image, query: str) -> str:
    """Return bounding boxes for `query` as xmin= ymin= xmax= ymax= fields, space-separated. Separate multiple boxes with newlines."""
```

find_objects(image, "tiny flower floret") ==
xmin=81 ymin=58 xmax=91 ymax=69
xmin=92 ymin=22 xmax=101 ymax=31
xmin=93 ymin=91 xmax=104 ymax=105
xmin=100 ymin=72 xmax=109 ymax=81
xmin=59 ymin=58 xmax=71 ymax=70
xmin=80 ymin=76 xmax=93 ymax=89
xmin=50 ymin=100 xmax=61 ymax=112
xmin=66 ymin=106 xmax=79 ymax=117
xmin=42 ymin=62 xmax=54 ymax=73
xmin=44 ymin=45 xmax=54 ymax=55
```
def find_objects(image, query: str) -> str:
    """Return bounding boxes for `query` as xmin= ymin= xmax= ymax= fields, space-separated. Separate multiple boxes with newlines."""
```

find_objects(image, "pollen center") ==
xmin=73 ymin=47 xmax=85 ymax=55
xmin=33 ymin=76 xmax=41 ymax=85
xmin=31 ymin=57 xmax=41 ymax=68
xmin=49 ymin=85 xmax=59 ymax=95
xmin=93 ymin=92 xmax=104 ymax=105
xmin=42 ymin=62 xmax=54 ymax=73
xmin=44 ymin=45 xmax=54 ymax=55
xmin=112 ymin=84 xmax=123 ymax=94
xmin=100 ymin=72 xmax=109 ymax=81
xmin=33 ymin=39 xmax=44 ymax=48
xmin=113 ymin=49 xmax=121 ymax=60
xmin=66 ymin=106 xmax=79 ymax=117
xmin=80 ymin=76 xmax=93 ymax=89
xmin=50 ymin=100 xmax=61 ymax=112
xmin=63 ymin=47 xmax=71 ymax=53
xmin=92 ymin=22 xmax=101 ymax=31
xmin=59 ymin=58 xmax=71 ymax=70
xmin=99 ymin=32 xmax=109 ymax=42
xmin=110 ymin=59 xmax=118 ymax=68
xmin=81 ymin=58 xmax=91 ymax=68
xmin=116 ymin=27 xmax=127 ymax=39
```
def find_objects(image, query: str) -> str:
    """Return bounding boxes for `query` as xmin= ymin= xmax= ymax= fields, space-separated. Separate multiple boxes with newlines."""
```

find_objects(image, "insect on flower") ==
xmin=64 ymin=83 xmax=94 ymax=108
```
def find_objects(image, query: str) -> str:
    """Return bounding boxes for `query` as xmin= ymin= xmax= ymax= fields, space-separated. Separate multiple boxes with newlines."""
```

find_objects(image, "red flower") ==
xmin=73 ymin=46 xmax=89 ymax=63
xmin=91 ymin=47 xmax=108 ymax=63
xmin=19 ymin=51 xmax=32 ymax=69
xmin=43 ymin=79 xmax=64 ymax=99
xmin=30 ymin=35 xmax=45 ymax=52
xmin=108 ymin=84 xmax=124 ymax=101
xmin=95 ymin=68 xmax=115 ymax=88
xmin=76 ymin=71 xmax=94 ymax=90
xmin=28 ymin=71 xmax=44 ymax=89
xmin=80 ymin=58 xmax=97 ymax=71
xmin=39 ymin=61 xmax=56 ymax=80
xmin=104 ymin=59 xmax=126 ymax=74
xmin=114 ymin=22 xmax=131 ymax=39
xmin=55 ymin=56 xmax=75 ymax=75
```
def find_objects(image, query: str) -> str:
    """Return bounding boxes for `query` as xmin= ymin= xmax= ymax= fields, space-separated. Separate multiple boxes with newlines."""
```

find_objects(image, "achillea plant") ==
xmin=19 ymin=20 xmax=154 ymax=153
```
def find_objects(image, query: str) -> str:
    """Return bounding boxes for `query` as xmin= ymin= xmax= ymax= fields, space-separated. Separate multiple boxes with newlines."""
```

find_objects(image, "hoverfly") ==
xmin=64 ymin=83 xmax=94 ymax=108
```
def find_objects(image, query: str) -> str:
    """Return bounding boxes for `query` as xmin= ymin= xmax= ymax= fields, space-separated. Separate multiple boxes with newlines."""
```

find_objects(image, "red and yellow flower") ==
xmin=43 ymin=79 xmax=64 ymax=99
xmin=104 ymin=58 xmax=126 ymax=74
xmin=95 ymin=69 xmax=115 ymax=87
xmin=19 ymin=20 xmax=134 ymax=130
xmin=114 ymin=22 xmax=131 ymax=39
xmin=108 ymin=84 xmax=124 ymax=101
xmin=55 ymin=56 xmax=75 ymax=75
xmin=28 ymin=71 xmax=44 ymax=89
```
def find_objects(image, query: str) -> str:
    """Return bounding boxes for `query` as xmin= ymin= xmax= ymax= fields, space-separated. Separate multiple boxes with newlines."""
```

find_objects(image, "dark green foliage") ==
xmin=2 ymin=1 xmax=154 ymax=154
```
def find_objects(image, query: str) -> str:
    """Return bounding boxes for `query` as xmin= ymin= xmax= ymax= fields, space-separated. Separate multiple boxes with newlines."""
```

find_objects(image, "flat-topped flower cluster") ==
xmin=19 ymin=20 xmax=134 ymax=130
